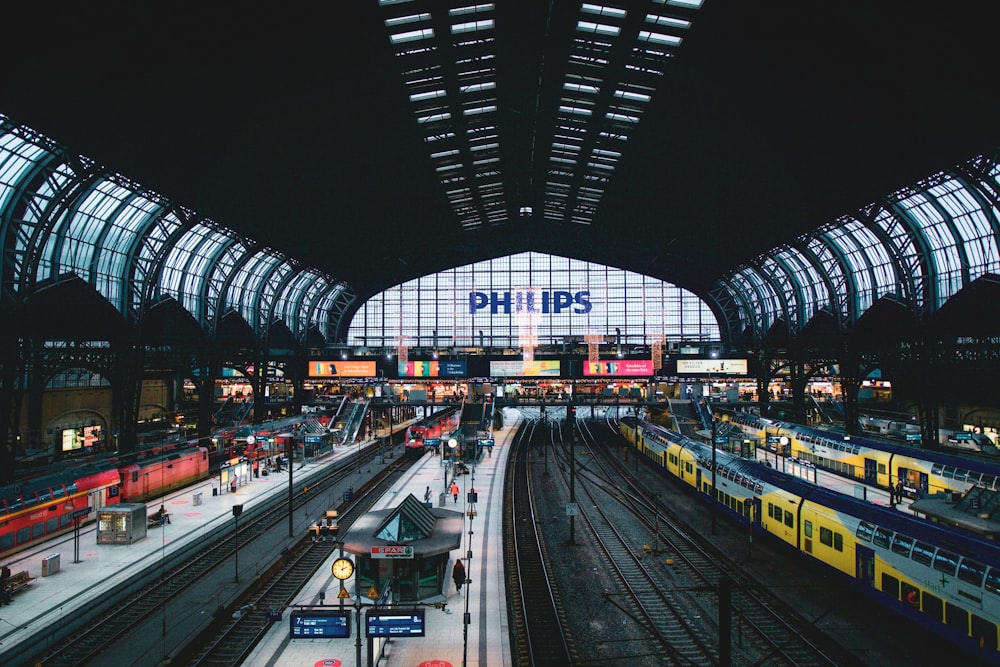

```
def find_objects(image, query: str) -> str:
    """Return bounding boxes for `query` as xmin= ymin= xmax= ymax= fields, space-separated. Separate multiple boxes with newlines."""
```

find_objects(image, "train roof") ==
xmin=1 ymin=461 xmax=118 ymax=508
xmin=637 ymin=418 xmax=1000 ymax=562
xmin=719 ymin=409 xmax=1000 ymax=476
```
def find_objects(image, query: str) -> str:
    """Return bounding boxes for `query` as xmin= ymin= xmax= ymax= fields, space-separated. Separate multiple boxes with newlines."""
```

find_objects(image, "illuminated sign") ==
xmin=490 ymin=360 xmax=560 ymax=377
xmin=676 ymin=359 xmax=748 ymax=375
xmin=366 ymin=609 xmax=425 ymax=637
xmin=397 ymin=360 xmax=467 ymax=377
xmin=309 ymin=361 xmax=377 ymax=378
xmin=583 ymin=360 xmax=654 ymax=377
xmin=469 ymin=289 xmax=591 ymax=315
xmin=289 ymin=609 xmax=351 ymax=638
xmin=371 ymin=545 xmax=414 ymax=559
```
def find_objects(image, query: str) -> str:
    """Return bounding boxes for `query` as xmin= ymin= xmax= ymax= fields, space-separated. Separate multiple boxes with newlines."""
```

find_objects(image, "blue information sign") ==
xmin=365 ymin=608 xmax=425 ymax=637
xmin=289 ymin=610 xmax=352 ymax=638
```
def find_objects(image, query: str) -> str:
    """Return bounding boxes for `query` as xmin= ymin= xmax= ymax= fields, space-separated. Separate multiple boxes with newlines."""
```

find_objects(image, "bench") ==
xmin=4 ymin=570 xmax=33 ymax=596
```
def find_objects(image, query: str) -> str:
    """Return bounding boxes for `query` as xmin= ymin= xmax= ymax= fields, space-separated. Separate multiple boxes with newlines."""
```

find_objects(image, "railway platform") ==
xmin=243 ymin=407 xmax=522 ymax=667
xmin=0 ymin=436 xmax=375 ymax=666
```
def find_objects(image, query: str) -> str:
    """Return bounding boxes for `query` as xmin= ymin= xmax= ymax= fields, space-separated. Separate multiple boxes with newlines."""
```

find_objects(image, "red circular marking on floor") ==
xmin=418 ymin=661 xmax=453 ymax=667
xmin=314 ymin=660 xmax=342 ymax=667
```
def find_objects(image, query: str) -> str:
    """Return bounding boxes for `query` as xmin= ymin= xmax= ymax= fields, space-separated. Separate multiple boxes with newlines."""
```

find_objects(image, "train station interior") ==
xmin=1 ymin=2 xmax=999 ymax=666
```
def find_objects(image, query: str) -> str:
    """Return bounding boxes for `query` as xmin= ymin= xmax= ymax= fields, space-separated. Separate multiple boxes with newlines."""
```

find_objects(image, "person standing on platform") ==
xmin=450 ymin=481 xmax=459 ymax=504
xmin=424 ymin=486 xmax=432 ymax=503
xmin=1 ymin=565 xmax=11 ymax=605
xmin=452 ymin=558 xmax=465 ymax=594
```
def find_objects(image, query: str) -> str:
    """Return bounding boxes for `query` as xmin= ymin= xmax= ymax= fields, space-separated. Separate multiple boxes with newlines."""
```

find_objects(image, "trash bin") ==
xmin=193 ymin=491 xmax=203 ymax=506
xmin=439 ymin=492 xmax=446 ymax=507
xmin=41 ymin=553 xmax=60 ymax=576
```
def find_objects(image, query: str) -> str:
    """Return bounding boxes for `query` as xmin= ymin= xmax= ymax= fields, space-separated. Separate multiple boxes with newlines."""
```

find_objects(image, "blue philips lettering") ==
xmin=491 ymin=291 xmax=511 ymax=314
xmin=574 ymin=290 xmax=592 ymax=314
xmin=469 ymin=292 xmax=488 ymax=313
xmin=552 ymin=291 xmax=572 ymax=313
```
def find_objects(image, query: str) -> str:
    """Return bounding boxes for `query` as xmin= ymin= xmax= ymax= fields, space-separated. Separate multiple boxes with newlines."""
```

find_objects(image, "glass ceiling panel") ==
xmin=896 ymin=191 xmax=963 ymax=306
xmin=380 ymin=2 xmax=506 ymax=231
xmin=928 ymin=177 xmax=1000 ymax=280
xmin=542 ymin=0 xmax=700 ymax=226
xmin=0 ymin=131 xmax=46 ymax=214
xmin=227 ymin=251 xmax=282 ymax=328
xmin=773 ymin=247 xmax=829 ymax=323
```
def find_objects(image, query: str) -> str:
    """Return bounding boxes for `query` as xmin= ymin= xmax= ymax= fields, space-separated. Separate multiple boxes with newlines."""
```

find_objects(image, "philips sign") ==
xmin=469 ymin=290 xmax=591 ymax=315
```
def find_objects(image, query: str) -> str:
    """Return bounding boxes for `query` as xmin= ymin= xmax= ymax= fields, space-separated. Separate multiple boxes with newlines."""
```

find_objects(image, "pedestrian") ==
xmin=424 ymin=486 xmax=432 ymax=503
xmin=452 ymin=558 xmax=465 ymax=593
xmin=159 ymin=504 xmax=171 ymax=524
xmin=231 ymin=477 xmax=238 ymax=494
xmin=1 ymin=565 xmax=11 ymax=605
xmin=450 ymin=481 xmax=459 ymax=504
xmin=896 ymin=480 xmax=904 ymax=504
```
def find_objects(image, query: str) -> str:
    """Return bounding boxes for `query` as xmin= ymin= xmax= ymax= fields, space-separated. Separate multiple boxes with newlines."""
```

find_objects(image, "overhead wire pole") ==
xmin=568 ymin=402 xmax=576 ymax=545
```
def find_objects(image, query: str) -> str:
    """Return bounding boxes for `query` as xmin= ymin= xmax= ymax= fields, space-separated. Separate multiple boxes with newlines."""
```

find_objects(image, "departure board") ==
xmin=365 ymin=609 xmax=425 ymax=637
xmin=289 ymin=609 xmax=351 ymax=638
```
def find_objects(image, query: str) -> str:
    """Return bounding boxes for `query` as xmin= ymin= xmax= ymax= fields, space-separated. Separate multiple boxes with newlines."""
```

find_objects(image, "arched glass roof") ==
xmin=717 ymin=154 xmax=1000 ymax=339
xmin=0 ymin=115 xmax=351 ymax=340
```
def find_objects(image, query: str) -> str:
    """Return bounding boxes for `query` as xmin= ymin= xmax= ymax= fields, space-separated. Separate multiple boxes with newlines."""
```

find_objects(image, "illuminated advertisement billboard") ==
xmin=397 ymin=360 xmax=467 ymax=377
xmin=583 ymin=360 xmax=654 ymax=377
xmin=676 ymin=359 xmax=748 ymax=375
xmin=309 ymin=361 xmax=378 ymax=378
xmin=490 ymin=360 xmax=561 ymax=377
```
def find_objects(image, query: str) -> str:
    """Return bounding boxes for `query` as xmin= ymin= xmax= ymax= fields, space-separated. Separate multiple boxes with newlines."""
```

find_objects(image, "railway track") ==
xmin=29 ymin=442 xmax=400 ymax=667
xmin=181 ymin=453 xmax=408 ymax=667
xmin=503 ymin=419 xmax=575 ymax=666
xmin=573 ymin=416 xmax=858 ymax=666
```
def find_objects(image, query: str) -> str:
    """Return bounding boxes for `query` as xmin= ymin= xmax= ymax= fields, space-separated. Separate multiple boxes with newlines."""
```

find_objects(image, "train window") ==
xmin=834 ymin=532 xmax=843 ymax=551
xmin=804 ymin=520 xmax=813 ymax=538
xmin=944 ymin=602 xmax=969 ymax=635
xmin=959 ymin=559 xmax=986 ymax=587
xmin=31 ymin=522 xmax=44 ymax=539
xmin=132 ymin=471 xmax=139 ymax=483
xmin=46 ymin=517 xmax=58 ymax=533
xmin=911 ymin=541 xmax=935 ymax=567
xmin=784 ymin=510 xmax=793 ymax=528
xmin=923 ymin=592 xmax=944 ymax=622
xmin=953 ymin=470 xmax=968 ymax=483
xmin=987 ymin=569 xmax=1000 ymax=596
xmin=972 ymin=614 xmax=999 ymax=651
xmin=872 ymin=527 xmax=891 ymax=549
xmin=820 ymin=527 xmax=833 ymax=547
xmin=0 ymin=533 xmax=12 ymax=551
xmin=934 ymin=550 xmax=959 ymax=576
xmin=15 ymin=527 xmax=29 ymax=545
xmin=982 ymin=474 xmax=997 ymax=490
xmin=891 ymin=534 xmax=913 ymax=557
xmin=877 ymin=463 xmax=886 ymax=474
xmin=942 ymin=465 xmax=956 ymax=479
xmin=856 ymin=521 xmax=875 ymax=543
xmin=932 ymin=463 xmax=944 ymax=475
xmin=882 ymin=573 xmax=900 ymax=599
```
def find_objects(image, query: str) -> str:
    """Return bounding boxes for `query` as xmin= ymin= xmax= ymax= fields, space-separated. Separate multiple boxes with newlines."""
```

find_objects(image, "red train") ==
xmin=405 ymin=411 xmax=462 ymax=450
xmin=118 ymin=447 xmax=210 ymax=503
xmin=0 ymin=463 xmax=122 ymax=559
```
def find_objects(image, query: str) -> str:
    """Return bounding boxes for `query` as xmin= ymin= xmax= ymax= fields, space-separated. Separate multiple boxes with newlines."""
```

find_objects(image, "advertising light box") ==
xmin=489 ymin=360 xmax=560 ymax=377
xmin=309 ymin=361 xmax=378 ymax=378
xmin=289 ymin=609 xmax=351 ymax=638
xmin=366 ymin=608 xmax=425 ymax=637
xmin=676 ymin=359 xmax=748 ymax=375
xmin=397 ymin=360 xmax=467 ymax=377
xmin=583 ymin=360 xmax=654 ymax=377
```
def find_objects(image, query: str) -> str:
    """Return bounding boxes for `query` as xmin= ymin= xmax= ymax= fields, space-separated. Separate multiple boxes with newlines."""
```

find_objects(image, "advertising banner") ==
xmin=309 ymin=361 xmax=378 ymax=378
xmin=676 ymin=358 xmax=748 ymax=375
xmin=397 ymin=360 xmax=467 ymax=377
xmin=583 ymin=360 xmax=654 ymax=377
xmin=489 ymin=359 xmax=560 ymax=377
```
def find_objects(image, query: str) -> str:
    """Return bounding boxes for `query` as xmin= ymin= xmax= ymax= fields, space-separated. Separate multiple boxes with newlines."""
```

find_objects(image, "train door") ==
xmin=856 ymin=544 xmax=875 ymax=587
xmin=750 ymin=497 xmax=762 ymax=527
xmin=863 ymin=458 xmax=878 ymax=485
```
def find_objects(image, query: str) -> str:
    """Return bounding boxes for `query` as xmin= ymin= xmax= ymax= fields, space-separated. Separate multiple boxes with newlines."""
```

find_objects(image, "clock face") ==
xmin=332 ymin=557 xmax=354 ymax=580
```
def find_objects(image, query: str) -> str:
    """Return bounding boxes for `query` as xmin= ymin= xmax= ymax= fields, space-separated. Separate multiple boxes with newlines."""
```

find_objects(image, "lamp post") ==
xmin=447 ymin=438 xmax=458 ymax=491
xmin=232 ymin=504 xmax=244 ymax=582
